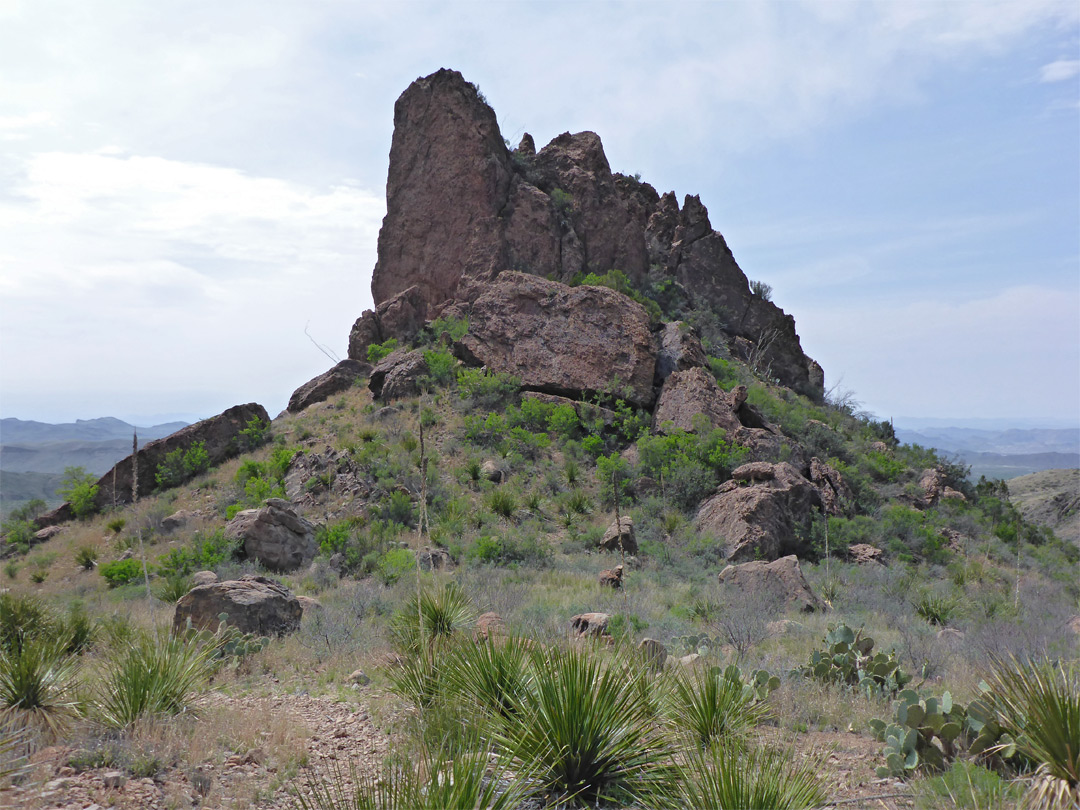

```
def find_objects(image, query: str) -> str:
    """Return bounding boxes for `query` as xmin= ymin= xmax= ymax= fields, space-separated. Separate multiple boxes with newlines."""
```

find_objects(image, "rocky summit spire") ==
xmin=354 ymin=68 xmax=824 ymax=401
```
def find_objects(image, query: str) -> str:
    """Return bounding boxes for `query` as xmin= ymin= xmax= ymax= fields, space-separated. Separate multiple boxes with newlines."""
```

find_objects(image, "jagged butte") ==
xmin=350 ymin=68 xmax=824 ymax=401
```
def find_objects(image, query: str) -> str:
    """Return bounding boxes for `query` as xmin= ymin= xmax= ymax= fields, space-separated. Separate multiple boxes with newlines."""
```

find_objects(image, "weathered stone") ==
xmin=226 ymin=498 xmax=317 ymax=573
xmin=655 ymin=321 xmax=708 ymax=383
xmin=40 ymin=403 xmax=270 ymax=526
xmin=102 ymin=771 xmax=127 ymax=789
xmin=287 ymin=359 xmax=371 ymax=413
xmin=718 ymin=555 xmax=824 ymax=613
xmin=809 ymin=457 xmax=852 ymax=516
xmin=348 ymin=670 xmax=371 ymax=686
xmin=173 ymin=575 xmax=302 ymax=636
xmin=480 ymin=459 xmax=504 ymax=483
xmin=161 ymin=510 xmax=194 ymax=533
xmin=416 ymin=547 xmax=454 ymax=572
xmin=599 ymin=517 xmax=637 ymax=554
xmin=696 ymin=463 xmax=823 ymax=561
xmin=476 ymin=612 xmax=507 ymax=643
xmin=678 ymin=653 xmax=701 ymax=666
xmin=918 ymin=468 xmax=948 ymax=508
xmin=637 ymin=637 xmax=667 ymax=670
xmin=653 ymin=367 xmax=742 ymax=435
xmin=942 ymin=487 xmax=967 ymax=502
xmin=347 ymin=309 xmax=382 ymax=362
xmin=936 ymin=628 xmax=966 ymax=648
xmin=368 ymin=349 xmax=428 ymax=401
xmin=847 ymin=544 xmax=884 ymax=565
xmin=458 ymin=272 xmax=657 ymax=408
xmin=190 ymin=570 xmax=219 ymax=587
xmin=569 ymin=612 xmax=610 ymax=638
xmin=33 ymin=525 xmax=62 ymax=543
xmin=598 ymin=564 xmax=624 ymax=588
xmin=296 ymin=595 xmax=322 ymax=614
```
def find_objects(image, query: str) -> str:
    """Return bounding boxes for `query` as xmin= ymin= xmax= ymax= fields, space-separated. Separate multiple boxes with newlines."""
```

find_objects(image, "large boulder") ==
xmin=226 ymin=499 xmax=317 ymax=573
xmin=695 ymin=462 xmax=823 ymax=561
xmin=809 ymin=457 xmax=852 ymax=517
xmin=598 ymin=516 xmax=637 ymax=554
xmin=368 ymin=349 xmax=429 ymax=401
xmin=718 ymin=555 xmax=824 ymax=613
xmin=457 ymin=272 xmax=657 ymax=408
xmin=287 ymin=359 xmax=370 ymax=413
xmin=652 ymin=368 xmax=743 ymax=435
xmin=654 ymin=321 xmax=708 ymax=383
xmin=569 ymin=612 xmax=611 ymax=638
xmin=598 ymin=565 xmax=624 ymax=588
xmin=38 ymin=403 xmax=270 ymax=526
xmin=173 ymin=575 xmax=302 ymax=636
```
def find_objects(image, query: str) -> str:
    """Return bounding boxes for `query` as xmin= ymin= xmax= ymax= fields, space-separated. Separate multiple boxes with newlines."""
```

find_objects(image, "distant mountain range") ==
xmin=893 ymin=425 xmax=1079 ymax=480
xmin=0 ymin=417 xmax=188 ymax=514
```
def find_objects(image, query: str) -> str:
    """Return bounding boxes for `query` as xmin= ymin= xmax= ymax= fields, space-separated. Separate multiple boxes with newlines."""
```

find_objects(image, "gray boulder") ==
xmin=173 ymin=575 xmax=302 ymax=636
xmin=227 ymin=498 xmax=317 ymax=572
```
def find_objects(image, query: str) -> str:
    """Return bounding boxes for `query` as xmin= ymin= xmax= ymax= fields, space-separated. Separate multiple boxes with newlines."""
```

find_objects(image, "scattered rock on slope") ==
xmin=288 ymin=359 xmax=371 ymax=413
xmin=173 ymin=575 xmax=302 ymax=636
xmin=695 ymin=462 xmax=823 ymax=561
xmin=226 ymin=499 xmax=317 ymax=573
xmin=718 ymin=555 xmax=824 ymax=613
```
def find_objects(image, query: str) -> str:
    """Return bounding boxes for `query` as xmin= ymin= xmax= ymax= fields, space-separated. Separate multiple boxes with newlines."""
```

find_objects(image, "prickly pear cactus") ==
xmin=796 ymin=623 xmax=912 ymax=697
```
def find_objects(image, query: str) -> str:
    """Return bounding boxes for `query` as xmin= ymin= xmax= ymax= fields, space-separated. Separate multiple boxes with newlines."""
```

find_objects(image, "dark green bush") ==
xmin=154 ymin=441 xmax=210 ymax=491
xmin=366 ymin=337 xmax=399 ymax=363
xmin=99 ymin=559 xmax=144 ymax=588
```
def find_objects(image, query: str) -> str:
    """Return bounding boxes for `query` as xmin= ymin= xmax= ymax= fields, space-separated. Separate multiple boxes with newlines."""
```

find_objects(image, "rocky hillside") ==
xmin=2 ymin=69 xmax=1077 ymax=810
xmin=1008 ymin=468 xmax=1080 ymax=546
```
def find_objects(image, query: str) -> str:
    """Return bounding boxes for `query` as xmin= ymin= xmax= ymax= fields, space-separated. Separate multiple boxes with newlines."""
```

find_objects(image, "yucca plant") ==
xmin=75 ymin=546 xmax=98 ymax=571
xmin=487 ymin=489 xmax=517 ymax=520
xmin=153 ymin=574 xmax=192 ymax=604
xmin=680 ymin=742 xmax=828 ymax=809
xmin=292 ymin=745 xmax=525 ymax=810
xmin=0 ymin=592 xmax=54 ymax=656
xmin=984 ymin=656 xmax=1079 ymax=810
xmin=444 ymin=636 xmax=532 ymax=721
xmin=388 ymin=582 xmax=476 ymax=656
xmin=0 ymin=635 xmax=80 ymax=736
xmin=0 ymin=719 xmax=31 ymax=785
xmin=497 ymin=644 xmax=679 ymax=808
xmin=384 ymin=644 xmax=445 ymax=710
xmin=666 ymin=665 xmax=770 ymax=750
xmin=95 ymin=631 xmax=220 ymax=729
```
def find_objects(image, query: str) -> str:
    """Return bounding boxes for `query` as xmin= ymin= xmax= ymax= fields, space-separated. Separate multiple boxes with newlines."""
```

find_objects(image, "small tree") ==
xmin=57 ymin=467 xmax=98 ymax=519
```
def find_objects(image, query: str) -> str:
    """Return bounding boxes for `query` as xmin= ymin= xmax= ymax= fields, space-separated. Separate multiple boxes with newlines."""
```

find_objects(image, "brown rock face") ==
xmin=655 ymin=322 xmax=709 ymax=383
xmin=475 ymin=612 xmax=507 ymax=643
xmin=569 ymin=612 xmax=611 ymax=638
xmin=173 ymin=575 xmax=302 ymax=636
xmin=718 ymin=555 xmax=824 ymax=613
xmin=695 ymin=462 xmax=823 ymax=561
xmin=40 ymin=403 xmax=269 ymax=526
xmin=368 ymin=349 xmax=429 ymax=401
xmin=371 ymin=69 xmax=510 ymax=312
xmin=458 ymin=272 xmax=657 ymax=407
xmin=226 ymin=499 xmax=317 ymax=573
xmin=361 ymin=69 xmax=822 ymax=401
xmin=287 ymin=359 xmax=370 ymax=414
xmin=599 ymin=517 xmax=637 ymax=554
xmin=598 ymin=565 xmax=624 ymax=589
xmin=809 ymin=457 xmax=852 ymax=516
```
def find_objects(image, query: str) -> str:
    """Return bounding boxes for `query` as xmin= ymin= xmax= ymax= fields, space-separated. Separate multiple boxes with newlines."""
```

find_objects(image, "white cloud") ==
xmin=1040 ymin=59 xmax=1080 ymax=82
xmin=0 ymin=152 xmax=384 ymax=418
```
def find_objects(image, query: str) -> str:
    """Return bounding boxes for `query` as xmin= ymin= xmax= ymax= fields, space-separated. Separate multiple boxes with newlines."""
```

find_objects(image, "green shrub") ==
xmin=376 ymin=547 xmax=415 ymax=586
xmin=366 ymin=337 xmax=399 ymax=363
xmin=99 ymin=558 xmax=144 ymax=588
xmin=57 ymin=466 xmax=98 ymax=519
xmin=236 ymin=415 xmax=271 ymax=452
xmin=1 ymin=519 xmax=34 ymax=553
xmin=422 ymin=348 xmax=457 ymax=388
xmin=636 ymin=422 xmax=748 ymax=510
xmin=456 ymin=368 xmax=520 ymax=408
xmin=156 ymin=529 xmax=238 ymax=578
xmin=429 ymin=314 xmax=469 ymax=342
xmin=570 ymin=268 xmax=662 ymax=323
xmin=154 ymin=441 xmax=210 ymax=491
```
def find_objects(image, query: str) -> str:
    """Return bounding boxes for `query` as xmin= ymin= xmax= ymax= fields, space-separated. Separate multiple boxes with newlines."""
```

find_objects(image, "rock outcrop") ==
xmin=456 ymin=272 xmax=657 ymax=407
xmin=718 ymin=555 xmax=824 ymax=613
xmin=598 ymin=516 xmax=637 ymax=554
xmin=38 ymin=403 xmax=269 ymax=526
xmin=598 ymin=564 xmax=624 ymax=588
xmin=226 ymin=499 xmax=317 ymax=573
xmin=349 ymin=68 xmax=822 ymax=401
xmin=287 ymin=359 xmax=370 ymax=413
xmin=173 ymin=575 xmax=302 ymax=636
xmin=368 ymin=349 xmax=429 ymax=401
xmin=569 ymin=612 xmax=611 ymax=639
xmin=695 ymin=462 xmax=823 ymax=561
xmin=809 ymin=457 xmax=852 ymax=516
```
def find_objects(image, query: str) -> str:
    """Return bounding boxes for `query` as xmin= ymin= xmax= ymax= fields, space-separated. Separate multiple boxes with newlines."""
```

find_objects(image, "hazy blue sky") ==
xmin=0 ymin=0 xmax=1077 ymax=426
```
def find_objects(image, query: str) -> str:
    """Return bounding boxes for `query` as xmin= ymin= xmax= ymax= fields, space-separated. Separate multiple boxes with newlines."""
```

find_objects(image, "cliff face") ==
xmin=355 ymin=68 xmax=823 ymax=402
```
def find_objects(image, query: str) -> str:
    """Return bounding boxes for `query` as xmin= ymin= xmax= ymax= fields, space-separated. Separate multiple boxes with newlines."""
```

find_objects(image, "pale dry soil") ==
xmin=3 ymin=690 xmax=914 ymax=810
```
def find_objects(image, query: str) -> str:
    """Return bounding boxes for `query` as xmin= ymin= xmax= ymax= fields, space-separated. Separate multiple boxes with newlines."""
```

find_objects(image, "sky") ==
xmin=0 ymin=0 xmax=1077 ymax=427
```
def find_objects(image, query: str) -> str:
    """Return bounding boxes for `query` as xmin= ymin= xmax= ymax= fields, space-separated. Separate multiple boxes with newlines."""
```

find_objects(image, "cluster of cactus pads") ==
xmin=870 ymin=687 xmax=1016 ymax=777
xmin=721 ymin=664 xmax=782 ymax=701
xmin=796 ymin=623 xmax=913 ymax=697
xmin=673 ymin=633 xmax=719 ymax=657
xmin=215 ymin=612 xmax=271 ymax=660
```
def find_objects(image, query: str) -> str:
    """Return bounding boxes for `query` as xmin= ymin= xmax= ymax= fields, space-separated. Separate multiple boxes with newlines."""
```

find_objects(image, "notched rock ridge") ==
xmin=347 ymin=67 xmax=823 ymax=402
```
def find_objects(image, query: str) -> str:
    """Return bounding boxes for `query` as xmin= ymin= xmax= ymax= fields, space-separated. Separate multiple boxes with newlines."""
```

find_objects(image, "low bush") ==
xmin=99 ymin=558 xmax=144 ymax=588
